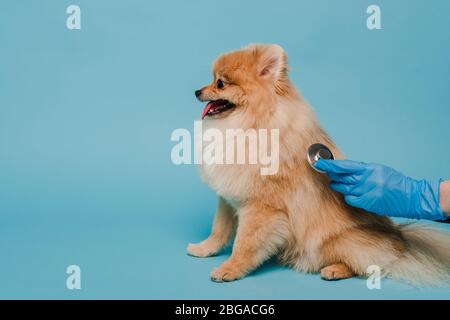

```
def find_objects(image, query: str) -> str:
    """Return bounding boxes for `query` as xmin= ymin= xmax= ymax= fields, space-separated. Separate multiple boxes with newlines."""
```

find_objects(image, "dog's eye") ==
xmin=216 ymin=79 xmax=224 ymax=89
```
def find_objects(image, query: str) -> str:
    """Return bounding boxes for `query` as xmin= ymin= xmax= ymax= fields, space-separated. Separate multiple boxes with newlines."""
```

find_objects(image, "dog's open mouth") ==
xmin=201 ymin=99 xmax=236 ymax=120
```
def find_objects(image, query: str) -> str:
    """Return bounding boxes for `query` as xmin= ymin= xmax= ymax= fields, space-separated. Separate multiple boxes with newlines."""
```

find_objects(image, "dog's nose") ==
xmin=195 ymin=90 xmax=202 ymax=98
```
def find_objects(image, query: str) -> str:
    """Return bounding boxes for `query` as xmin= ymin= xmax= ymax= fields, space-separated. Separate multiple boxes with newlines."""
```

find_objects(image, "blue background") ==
xmin=0 ymin=0 xmax=449 ymax=299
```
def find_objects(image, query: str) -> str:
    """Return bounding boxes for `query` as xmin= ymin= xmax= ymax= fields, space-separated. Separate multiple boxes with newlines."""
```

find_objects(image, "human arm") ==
xmin=440 ymin=180 xmax=450 ymax=217
xmin=315 ymin=160 xmax=447 ymax=221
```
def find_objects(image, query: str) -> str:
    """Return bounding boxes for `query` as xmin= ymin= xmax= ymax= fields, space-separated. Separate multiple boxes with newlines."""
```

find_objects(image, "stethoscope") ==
xmin=307 ymin=143 xmax=334 ymax=173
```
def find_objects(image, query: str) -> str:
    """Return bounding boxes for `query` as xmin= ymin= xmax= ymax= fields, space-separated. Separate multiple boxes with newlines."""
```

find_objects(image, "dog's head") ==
xmin=195 ymin=44 xmax=292 ymax=121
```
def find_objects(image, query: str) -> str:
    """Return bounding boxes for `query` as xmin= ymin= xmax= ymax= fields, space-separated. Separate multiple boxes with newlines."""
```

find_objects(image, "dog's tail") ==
xmin=386 ymin=223 xmax=450 ymax=286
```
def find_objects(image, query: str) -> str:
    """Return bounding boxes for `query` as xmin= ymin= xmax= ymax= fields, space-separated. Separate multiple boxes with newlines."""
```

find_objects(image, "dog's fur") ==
xmin=188 ymin=44 xmax=450 ymax=285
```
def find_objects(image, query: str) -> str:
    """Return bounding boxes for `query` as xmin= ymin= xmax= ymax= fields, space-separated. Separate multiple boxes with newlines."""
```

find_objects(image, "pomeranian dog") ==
xmin=188 ymin=44 xmax=450 ymax=286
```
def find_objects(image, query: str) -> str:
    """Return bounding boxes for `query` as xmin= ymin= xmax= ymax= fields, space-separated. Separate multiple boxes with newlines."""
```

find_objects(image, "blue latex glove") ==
xmin=315 ymin=160 xmax=445 ymax=221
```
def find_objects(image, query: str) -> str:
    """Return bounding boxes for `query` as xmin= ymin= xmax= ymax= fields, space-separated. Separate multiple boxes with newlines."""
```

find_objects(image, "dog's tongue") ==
xmin=202 ymin=102 xmax=214 ymax=120
xmin=201 ymin=100 xmax=226 ymax=119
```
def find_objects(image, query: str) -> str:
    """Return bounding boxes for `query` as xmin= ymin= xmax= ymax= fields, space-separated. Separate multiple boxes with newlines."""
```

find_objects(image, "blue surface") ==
xmin=0 ymin=0 xmax=449 ymax=299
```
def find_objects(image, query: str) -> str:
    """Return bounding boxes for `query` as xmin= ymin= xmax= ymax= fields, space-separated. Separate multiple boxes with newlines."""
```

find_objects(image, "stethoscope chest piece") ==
xmin=307 ymin=143 xmax=334 ymax=173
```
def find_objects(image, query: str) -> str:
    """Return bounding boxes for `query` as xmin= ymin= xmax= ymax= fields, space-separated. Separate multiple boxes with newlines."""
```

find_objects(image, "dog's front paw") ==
xmin=210 ymin=264 xmax=245 ymax=282
xmin=187 ymin=242 xmax=218 ymax=258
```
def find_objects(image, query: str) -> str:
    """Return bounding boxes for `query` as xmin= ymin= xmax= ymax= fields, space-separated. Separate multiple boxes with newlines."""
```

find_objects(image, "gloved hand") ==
xmin=315 ymin=159 xmax=445 ymax=221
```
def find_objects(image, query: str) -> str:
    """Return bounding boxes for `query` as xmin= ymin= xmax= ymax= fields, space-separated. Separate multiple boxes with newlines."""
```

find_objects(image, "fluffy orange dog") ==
xmin=188 ymin=44 xmax=450 ymax=285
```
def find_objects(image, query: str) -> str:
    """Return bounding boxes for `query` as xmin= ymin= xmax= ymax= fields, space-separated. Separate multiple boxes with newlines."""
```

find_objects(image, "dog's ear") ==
xmin=251 ymin=44 xmax=289 ymax=94
xmin=255 ymin=44 xmax=288 ymax=79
